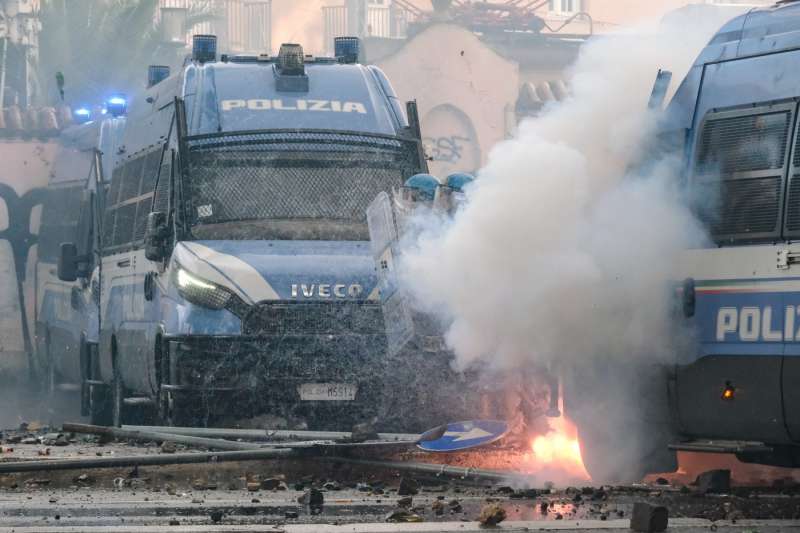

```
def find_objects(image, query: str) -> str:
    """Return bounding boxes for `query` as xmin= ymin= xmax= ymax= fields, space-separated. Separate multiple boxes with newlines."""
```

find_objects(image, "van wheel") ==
xmin=160 ymin=389 xmax=196 ymax=427
xmin=111 ymin=346 xmax=131 ymax=427
xmin=566 ymin=363 xmax=678 ymax=484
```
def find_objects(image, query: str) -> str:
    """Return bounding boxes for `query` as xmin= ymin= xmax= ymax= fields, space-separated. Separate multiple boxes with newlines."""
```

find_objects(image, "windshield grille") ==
xmin=183 ymin=131 xmax=422 ymax=227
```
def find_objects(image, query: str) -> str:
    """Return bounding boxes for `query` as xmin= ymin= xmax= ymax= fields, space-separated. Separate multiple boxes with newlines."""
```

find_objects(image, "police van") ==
xmin=37 ymin=111 xmax=125 ymax=419
xmin=568 ymin=1 xmax=800 ymax=483
xmin=59 ymin=37 xmax=430 ymax=428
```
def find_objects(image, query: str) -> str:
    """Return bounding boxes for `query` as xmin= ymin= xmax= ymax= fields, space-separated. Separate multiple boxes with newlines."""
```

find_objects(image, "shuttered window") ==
xmin=693 ymin=103 xmax=795 ymax=244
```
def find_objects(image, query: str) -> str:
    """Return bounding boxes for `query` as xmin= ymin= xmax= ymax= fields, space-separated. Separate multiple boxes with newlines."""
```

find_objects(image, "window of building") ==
xmin=549 ymin=0 xmax=583 ymax=15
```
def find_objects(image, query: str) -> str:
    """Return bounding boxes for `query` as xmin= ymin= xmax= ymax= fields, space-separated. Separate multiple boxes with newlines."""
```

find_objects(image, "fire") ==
xmin=521 ymin=415 xmax=590 ymax=481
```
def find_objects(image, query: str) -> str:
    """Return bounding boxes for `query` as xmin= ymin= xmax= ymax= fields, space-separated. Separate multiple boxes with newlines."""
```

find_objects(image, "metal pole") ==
xmin=122 ymin=424 xmax=421 ymax=443
xmin=63 ymin=423 xmax=264 ymax=452
xmin=0 ymin=447 xmax=301 ymax=474
xmin=0 ymin=37 xmax=7 ymax=109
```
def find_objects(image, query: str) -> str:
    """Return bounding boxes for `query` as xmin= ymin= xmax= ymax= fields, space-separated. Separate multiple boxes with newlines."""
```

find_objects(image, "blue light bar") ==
xmin=334 ymin=36 xmax=360 ymax=64
xmin=192 ymin=34 xmax=217 ymax=63
xmin=106 ymin=94 xmax=127 ymax=117
xmin=74 ymin=107 xmax=91 ymax=124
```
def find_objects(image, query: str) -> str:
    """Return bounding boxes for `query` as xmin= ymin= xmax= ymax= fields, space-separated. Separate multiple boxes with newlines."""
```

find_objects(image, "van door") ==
xmin=99 ymin=158 xmax=138 ymax=387
xmin=129 ymin=147 xmax=166 ymax=395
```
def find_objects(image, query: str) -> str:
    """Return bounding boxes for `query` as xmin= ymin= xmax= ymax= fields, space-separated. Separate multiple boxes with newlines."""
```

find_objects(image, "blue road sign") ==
xmin=417 ymin=420 xmax=509 ymax=452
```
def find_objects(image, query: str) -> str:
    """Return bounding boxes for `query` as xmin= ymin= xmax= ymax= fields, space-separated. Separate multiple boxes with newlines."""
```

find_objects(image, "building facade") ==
xmin=158 ymin=0 xmax=272 ymax=55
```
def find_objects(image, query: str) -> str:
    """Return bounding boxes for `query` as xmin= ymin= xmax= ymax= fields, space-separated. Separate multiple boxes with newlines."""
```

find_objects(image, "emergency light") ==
xmin=106 ymin=94 xmax=127 ymax=117
xmin=73 ymin=107 xmax=91 ymax=124
xmin=278 ymin=43 xmax=305 ymax=75
xmin=334 ymin=37 xmax=360 ymax=64
xmin=147 ymin=65 xmax=170 ymax=88
xmin=192 ymin=34 xmax=217 ymax=63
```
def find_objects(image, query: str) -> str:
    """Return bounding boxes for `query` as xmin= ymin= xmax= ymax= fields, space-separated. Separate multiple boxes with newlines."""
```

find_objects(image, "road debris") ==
xmin=631 ymin=502 xmax=669 ymax=533
xmin=478 ymin=502 xmax=507 ymax=526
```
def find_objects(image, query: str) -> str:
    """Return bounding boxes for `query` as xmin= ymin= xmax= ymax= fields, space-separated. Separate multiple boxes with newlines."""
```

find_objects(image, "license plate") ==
xmin=298 ymin=383 xmax=358 ymax=401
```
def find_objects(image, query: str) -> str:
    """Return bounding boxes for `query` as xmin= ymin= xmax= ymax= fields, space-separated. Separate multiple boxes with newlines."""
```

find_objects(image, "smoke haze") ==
xmin=400 ymin=14 xmax=731 ymax=374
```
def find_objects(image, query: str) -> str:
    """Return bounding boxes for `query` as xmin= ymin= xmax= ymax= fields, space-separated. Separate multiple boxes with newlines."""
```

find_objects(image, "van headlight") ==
xmin=174 ymin=266 xmax=233 ymax=310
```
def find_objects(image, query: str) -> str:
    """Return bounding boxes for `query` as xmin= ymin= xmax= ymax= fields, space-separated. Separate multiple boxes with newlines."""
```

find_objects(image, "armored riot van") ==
xmin=566 ymin=0 xmax=800 ymax=483
xmin=60 ymin=37 xmax=434 ymax=428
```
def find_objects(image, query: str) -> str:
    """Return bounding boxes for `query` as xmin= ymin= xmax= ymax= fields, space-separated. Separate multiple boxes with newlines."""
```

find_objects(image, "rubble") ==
xmin=385 ymin=508 xmax=424 ymax=522
xmin=397 ymin=476 xmax=419 ymax=495
xmin=631 ymin=502 xmax=669 ymax=533
xmin=478 ymin=503 xmax=507 ymax=526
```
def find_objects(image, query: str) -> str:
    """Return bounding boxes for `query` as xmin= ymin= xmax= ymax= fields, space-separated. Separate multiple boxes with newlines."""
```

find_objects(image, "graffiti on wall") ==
xmin=422 ymin=104 xmax=481 ymax=177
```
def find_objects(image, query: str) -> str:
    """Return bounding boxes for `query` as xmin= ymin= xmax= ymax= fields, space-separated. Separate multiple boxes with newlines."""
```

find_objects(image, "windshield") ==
xmin=183 ymin=131 xmax=420 ymax=240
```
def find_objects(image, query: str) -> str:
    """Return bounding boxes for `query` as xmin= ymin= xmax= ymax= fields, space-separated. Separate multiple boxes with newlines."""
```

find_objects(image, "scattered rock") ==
xmin=539 ymin=501 xmax=548 ymax=514
xmin=298 ymin=488 xmax=324 ymax=507
xmin=630 ymin=502 xmax=668 ymax=533
xmin=260 ymin=478 xmax=286 ymax=491
xmin=168 ymin=519 xmax=180 ymax=526
xmin=53 ymin=434 xmax=70 ymax=446
xmin=385 ymin=509 xmax=423 ymax=523
xmin=496 ymin=486 xmax=515 ymax=495
xmin=356 ymin=482 xmax=372 ymax=492
xmin=448 ymin=499 xmax=463 ymax=513
xmin=478 ymin=503 xmax=507 ymax=526
xmin=654 ymin=477 xmax=670 ymax=486
xmin=246 ymin=482 xmax=261 ymax=492
xmin=285 ymin=510 xmax=299 ymax=519
xmin=160 ymin=441 xmax=177 ymax=454
xmin=397 ymin=496 xmax=413 ymax=507
xmin=73 ymin=474 xmax=93 ymax=486
xmin=694 ymin=470 xmax=731 ymax=494
xmin=323 ymin=481 xmax=341 ymax=491
xmin=398 ymin=477 xmax=419 ymax=496
xmin=432 ymin=500 xmax=445 ymax=515
xmin=209 ymin=510 xmax=223 ymax=523
xmin=191 ymin=479 xmax=209 ymax=491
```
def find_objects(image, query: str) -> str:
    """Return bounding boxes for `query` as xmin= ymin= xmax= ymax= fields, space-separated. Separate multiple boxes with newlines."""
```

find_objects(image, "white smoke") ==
xmin=400 ymin=14 xmax=732 ymax=374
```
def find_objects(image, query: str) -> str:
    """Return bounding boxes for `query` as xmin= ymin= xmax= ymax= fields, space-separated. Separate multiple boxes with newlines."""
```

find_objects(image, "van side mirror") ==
xmin=58 ymin=242 xmax=79 ymax=282
xmin=145 ymin=211 xmax=168 ymax=261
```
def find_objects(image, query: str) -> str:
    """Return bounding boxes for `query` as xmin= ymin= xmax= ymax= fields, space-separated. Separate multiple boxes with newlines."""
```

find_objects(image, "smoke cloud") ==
xmin=400 ymin=13 xmax=731 ymax=375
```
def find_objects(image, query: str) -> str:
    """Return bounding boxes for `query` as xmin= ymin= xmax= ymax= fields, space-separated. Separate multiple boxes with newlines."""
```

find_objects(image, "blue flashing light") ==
xmin=74 ymin=107 xmax=91 ymax=124
xmin=334 ymin=36 xmax=360 ymax=64
xmin=404 ymin=173 xmax=440 ymax=201
xmin=446 ymin=172 xmax=475 ymax=192
xmin=106 ymin=94 xmax=127 ymax=117
xmin=192 ymin=34 xmax=217 ymax=63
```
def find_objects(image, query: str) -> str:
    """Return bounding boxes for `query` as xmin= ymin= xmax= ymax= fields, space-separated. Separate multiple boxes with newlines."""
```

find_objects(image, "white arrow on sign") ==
xmin=443 ymin=427 xmax=493 ymax=442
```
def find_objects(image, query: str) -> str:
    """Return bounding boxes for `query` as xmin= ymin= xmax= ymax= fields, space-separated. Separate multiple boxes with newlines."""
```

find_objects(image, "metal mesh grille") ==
xmin=697 ymin=112 xmax=790 ymax=175
xmin=243 ymin=302 xmax=385 ymax=336
xmin=786 ymin=176 xmax=800 ymax=232
xmin=697 ymin=176 xmax=782 ymax=237
xmin=154 ymin=159 xmax=171 ymax=214
xmin=184 ymin=131 xmax=420 ymax=226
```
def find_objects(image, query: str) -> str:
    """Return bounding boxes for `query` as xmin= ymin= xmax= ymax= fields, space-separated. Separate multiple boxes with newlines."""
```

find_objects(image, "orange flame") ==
xmin=522 ymin=415 xmax=590 ymax=482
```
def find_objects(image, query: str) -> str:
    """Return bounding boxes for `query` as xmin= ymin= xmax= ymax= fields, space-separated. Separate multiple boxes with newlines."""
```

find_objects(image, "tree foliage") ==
xmin=38 ymin=0 xmax=164 ymax=107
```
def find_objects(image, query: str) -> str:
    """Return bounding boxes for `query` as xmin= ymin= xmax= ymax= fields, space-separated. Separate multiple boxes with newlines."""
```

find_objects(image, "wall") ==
xmin=376 ymin=23 xmax=519 ymax=177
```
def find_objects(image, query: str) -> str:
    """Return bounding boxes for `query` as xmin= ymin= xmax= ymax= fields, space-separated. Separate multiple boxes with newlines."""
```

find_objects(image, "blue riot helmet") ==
xmin=404 ymin=173 xmax=440 ymax=201
xmin=446 ymin=172 xmax=475 ymax=192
